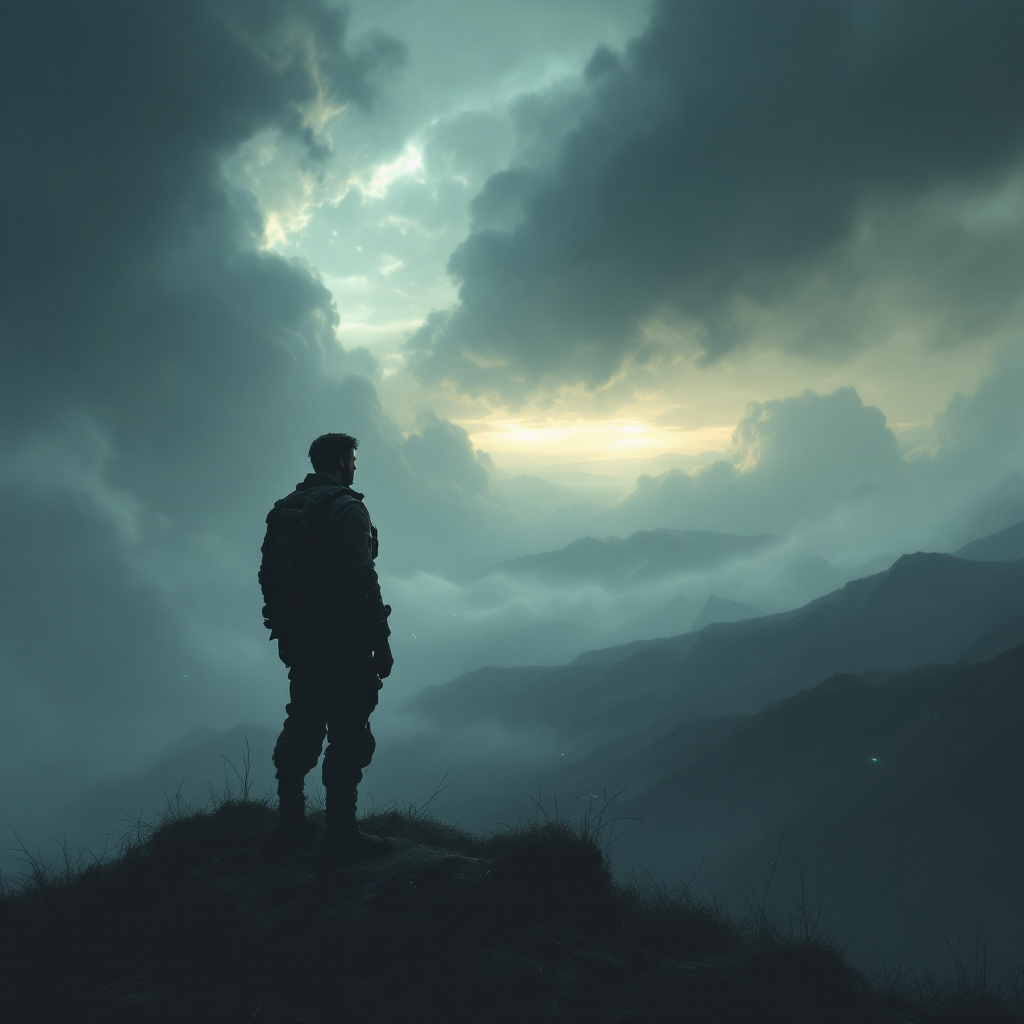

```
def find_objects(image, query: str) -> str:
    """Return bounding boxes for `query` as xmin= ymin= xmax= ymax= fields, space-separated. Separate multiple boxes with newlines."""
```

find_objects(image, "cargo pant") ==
xmin=272 ymin=636 xmax=382 ymax=792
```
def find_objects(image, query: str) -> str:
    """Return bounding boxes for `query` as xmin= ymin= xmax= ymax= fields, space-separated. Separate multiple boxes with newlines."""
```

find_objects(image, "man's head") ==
xmin=308 ymin=433 xmax=358 ymax=486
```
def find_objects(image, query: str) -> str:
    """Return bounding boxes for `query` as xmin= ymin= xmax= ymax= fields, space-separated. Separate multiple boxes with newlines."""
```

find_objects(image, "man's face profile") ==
xmin=339 ymin=452 xmax=356 ymax=487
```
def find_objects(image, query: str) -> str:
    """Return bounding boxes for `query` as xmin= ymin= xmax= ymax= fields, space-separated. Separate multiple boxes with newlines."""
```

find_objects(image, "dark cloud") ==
xmin=408 ymin=0 xmax=1024 ymax=397
xmin=0 ymin=1 xmax=408 ymax=514
xmin=0 ymin=1 xmax=412 ymax=784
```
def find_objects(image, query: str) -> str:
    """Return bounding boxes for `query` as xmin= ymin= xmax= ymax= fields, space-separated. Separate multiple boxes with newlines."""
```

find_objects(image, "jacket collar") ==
xmin=296 ymin=472 xmax=364 ymax=500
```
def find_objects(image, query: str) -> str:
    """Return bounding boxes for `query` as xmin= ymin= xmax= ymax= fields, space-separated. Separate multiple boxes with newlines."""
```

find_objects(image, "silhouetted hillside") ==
xmin=956 ymin=519 xmax=1024 ymax=562
xmin=482 ymin=528 xmax=780 ymax=585
xmin=3 ymin=800 xmax=1017 ymax=1023
xmin=608 ymin=646 xmax=1024 ymax=968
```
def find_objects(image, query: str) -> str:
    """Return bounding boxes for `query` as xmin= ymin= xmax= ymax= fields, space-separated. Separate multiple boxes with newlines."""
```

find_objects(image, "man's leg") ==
xmin=272 ymin=657 xmax=328 ymax=837
xmin=322 ymin=657 xmax=388 ymax=859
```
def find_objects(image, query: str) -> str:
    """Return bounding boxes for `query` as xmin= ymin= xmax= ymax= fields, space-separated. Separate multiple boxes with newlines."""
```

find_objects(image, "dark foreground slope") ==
xmin=2 ymin=804 xmax=1019 ymax=1024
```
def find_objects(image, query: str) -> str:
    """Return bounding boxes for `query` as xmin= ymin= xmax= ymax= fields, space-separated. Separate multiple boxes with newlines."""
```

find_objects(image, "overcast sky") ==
xmin=0 ymin=0 xmax=1022 ymax=849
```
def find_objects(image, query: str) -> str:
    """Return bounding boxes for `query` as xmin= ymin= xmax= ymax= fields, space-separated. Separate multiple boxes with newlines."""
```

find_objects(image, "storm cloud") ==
xmin=409 ymin=0 xmax=1024 ymax=398
xmin=0 ymin=0 xmax=406 ymax=459
xmin=0 ymin=0 xmax=414 ymax=789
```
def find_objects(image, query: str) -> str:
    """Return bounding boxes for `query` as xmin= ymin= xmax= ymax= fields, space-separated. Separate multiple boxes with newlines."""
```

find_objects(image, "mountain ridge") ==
xmin=956 ymin=518 xmax=1024 ymax=562
xmin=481 ymin=527 xmax=781 ymax=585
xmin=409 ymin=553 xmax=1024 ymax=747
xmin=607 ymin=646 xmax=1024 ymax=969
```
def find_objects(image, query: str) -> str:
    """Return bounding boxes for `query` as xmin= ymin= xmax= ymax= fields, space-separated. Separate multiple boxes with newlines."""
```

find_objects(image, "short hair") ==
xmin=308 ymin=433 xmax=359 ymax=472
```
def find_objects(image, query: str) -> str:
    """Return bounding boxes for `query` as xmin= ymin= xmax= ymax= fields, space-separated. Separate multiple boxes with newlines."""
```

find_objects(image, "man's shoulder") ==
xmin=277 ymin=482 xmax=369 ymax=523
xmin=276 ymin=475 xmax=362 ymax=506
xmin=265 ymin=476 xmax=372 ymax=536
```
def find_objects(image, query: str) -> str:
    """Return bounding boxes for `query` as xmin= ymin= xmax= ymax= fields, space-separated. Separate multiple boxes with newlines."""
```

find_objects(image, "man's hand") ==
xmin=373 ymin=641 xmax=394 ymax=679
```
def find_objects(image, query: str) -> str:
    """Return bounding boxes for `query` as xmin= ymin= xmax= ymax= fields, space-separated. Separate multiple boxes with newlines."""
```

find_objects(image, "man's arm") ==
xmin=326 ymin=496 xmax=393 ymax=676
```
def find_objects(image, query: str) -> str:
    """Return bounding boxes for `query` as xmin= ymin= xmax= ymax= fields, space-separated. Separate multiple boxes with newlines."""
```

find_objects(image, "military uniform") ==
xmin=259 ymin=472 xmax=391 ymax=849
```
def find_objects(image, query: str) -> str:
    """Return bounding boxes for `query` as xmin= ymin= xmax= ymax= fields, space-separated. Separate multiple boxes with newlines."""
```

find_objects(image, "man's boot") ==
xmin=323 ymin=786 xmax=391 ymax=862
xmin=276 ymin=777 xmax=316 ymax=844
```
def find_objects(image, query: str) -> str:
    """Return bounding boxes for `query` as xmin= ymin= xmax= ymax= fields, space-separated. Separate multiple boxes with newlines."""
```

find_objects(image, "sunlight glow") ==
xmin=468 ymin=418 xmax=733 ymax=457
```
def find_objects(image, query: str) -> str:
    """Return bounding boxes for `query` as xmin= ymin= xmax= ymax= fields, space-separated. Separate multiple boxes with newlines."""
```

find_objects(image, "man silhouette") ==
xmin=259 ymin=433 xmax=393 ymax=859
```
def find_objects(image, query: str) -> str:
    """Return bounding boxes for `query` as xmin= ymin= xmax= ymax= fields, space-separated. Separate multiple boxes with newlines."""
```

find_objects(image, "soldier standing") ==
xmin=259 ymin=433 xmax=393 ymax=859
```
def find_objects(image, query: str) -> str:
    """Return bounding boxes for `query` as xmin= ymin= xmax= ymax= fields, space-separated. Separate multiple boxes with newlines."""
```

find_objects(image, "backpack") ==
xmin=259 ymin=484 xmax=355 ymax=636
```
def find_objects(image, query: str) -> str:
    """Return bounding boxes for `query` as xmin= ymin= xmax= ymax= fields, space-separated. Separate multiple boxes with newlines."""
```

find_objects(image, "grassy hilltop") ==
xmin=1 ymin=798 xmax=1020 ymax=1023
